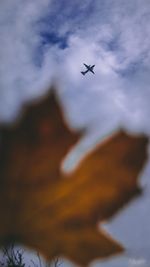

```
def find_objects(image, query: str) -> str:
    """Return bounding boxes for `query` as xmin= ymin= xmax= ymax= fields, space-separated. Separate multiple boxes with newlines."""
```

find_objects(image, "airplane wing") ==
xmin=83 ymin=63 xmax=89 ymax=68
xmin=90 ymin=70 xmax=95 ymax=74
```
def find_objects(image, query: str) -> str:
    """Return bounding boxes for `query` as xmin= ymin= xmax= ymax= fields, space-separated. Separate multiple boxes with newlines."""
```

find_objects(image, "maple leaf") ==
xmin=0 ymin=90 xmax=148 ymax=266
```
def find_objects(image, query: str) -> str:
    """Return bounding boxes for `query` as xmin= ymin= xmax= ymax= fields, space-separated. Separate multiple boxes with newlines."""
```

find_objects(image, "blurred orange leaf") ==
xmin=0 ymin=90 xmax=148 ymax=266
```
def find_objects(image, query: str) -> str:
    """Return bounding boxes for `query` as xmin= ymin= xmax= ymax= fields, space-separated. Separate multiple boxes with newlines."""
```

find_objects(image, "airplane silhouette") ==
xmin=81 ymin=63 xmax=95 ymax=75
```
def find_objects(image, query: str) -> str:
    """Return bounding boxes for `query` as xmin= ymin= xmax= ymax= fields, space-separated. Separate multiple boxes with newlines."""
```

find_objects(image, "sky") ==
xmin=0 ymin=0 xmax=150 ymax=266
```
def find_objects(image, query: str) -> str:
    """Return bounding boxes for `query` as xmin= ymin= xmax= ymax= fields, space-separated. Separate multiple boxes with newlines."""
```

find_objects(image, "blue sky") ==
xmin=0 ymin=1 xmax=150 ymax=266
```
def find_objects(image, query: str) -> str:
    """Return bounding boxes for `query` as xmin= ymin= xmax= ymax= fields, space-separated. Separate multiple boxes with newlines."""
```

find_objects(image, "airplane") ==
xmin=81 ymin=63 xmax=95 ymax=75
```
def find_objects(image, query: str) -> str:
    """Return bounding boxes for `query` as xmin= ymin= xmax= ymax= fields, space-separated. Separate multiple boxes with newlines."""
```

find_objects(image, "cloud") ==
xmin=1 ymin=1 xmax=150 ymax=266
xmin=1 ymin=0 xmax=150 ymax=131
xmin=0 ymin=0 xmax=55 ymax=122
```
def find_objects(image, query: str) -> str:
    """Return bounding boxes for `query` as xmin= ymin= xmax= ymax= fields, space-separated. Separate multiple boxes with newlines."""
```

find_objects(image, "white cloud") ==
xmin=0 ymin=0 xmax=54 ymax=122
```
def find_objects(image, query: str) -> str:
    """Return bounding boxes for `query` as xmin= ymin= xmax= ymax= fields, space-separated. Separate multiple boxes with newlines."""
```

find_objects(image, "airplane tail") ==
xmin=81 ymin=71 xmax=86 ymax=75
